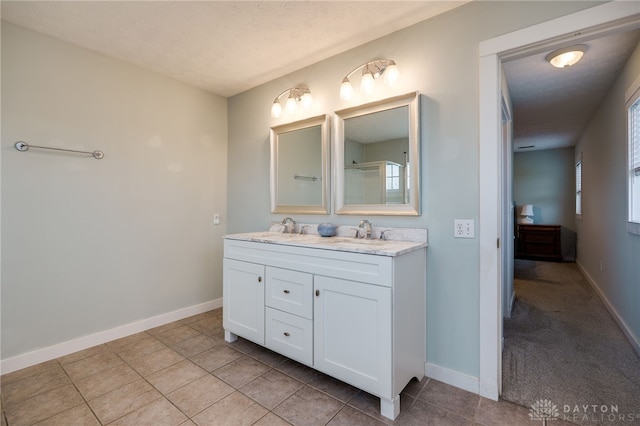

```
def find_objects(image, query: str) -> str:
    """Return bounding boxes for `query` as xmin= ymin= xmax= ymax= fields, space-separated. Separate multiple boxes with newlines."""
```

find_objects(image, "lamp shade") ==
xmin=521 ymin=205 xmax=534 ymax=216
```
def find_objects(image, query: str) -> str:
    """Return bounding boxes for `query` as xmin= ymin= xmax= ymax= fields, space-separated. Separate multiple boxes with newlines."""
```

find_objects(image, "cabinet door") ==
xmin=313 ymin=276 xmax=392 ymax=398
xmin=223 ymin=258 xmax=265 ymax=345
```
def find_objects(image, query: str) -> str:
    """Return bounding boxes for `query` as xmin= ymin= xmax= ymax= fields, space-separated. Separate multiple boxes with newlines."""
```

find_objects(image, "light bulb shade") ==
xmin=546 ymin=45 xmax=586 ymax=68
xmin=285 ymin=96 xmax=297 ymax=114
xmin=384 ymin=63 xmax=399 ymax=86
xmin=340 ymin=79 xmax=354 ymax=101
xmin=520 ymin=204 xmax=534 ymax=216
xmin=301 ymin=92 xmax=313 ymax=109
xmin=360 ymin=72 xmax=375 ymax=94
xmin=271 ymin=101 xmax=282 ymax=118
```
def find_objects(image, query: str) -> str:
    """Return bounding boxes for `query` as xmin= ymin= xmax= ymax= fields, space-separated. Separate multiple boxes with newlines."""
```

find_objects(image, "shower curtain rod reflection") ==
xmin=14 ymin=141 xmax=104 ymax=159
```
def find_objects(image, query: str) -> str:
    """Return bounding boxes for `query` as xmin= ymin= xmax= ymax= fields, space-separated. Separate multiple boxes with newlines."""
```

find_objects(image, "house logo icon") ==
xmin=529 ymin=399 xmax=560 ymax=424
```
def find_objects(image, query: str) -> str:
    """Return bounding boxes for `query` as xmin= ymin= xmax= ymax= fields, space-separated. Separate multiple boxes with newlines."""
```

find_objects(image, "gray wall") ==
xmin=1 ymin=23 xmax=228 ymax=359
xmin=575 ymin=41 xmax=640 ymax=346
xmin=513 ymin=148 xmax=576 ymax=229
xmin=227 ymin=2 xmax=600 ymax=378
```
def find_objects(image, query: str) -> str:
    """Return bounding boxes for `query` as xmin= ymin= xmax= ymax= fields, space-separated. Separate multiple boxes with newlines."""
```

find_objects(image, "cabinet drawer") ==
xmin=266 ymin=267 xmax=313 ymax=319
xmin=265 ymin=308 xmax=313 ymax=366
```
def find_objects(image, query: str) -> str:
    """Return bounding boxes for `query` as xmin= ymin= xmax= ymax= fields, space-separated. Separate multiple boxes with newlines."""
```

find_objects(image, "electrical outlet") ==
xmin=454 ymin=219 xmax=475 ymax=238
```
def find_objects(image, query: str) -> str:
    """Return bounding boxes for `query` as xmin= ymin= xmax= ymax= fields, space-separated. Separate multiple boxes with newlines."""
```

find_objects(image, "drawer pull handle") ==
xmin=283 ymin=290 xmax=290 ymax=294
xmin=315 ymin=290 xmax=320 ymax=297
xmin=258 ymin=276 xmax=262 ymax=283
xmin=283 ymin=332 xmax=290 ymax=337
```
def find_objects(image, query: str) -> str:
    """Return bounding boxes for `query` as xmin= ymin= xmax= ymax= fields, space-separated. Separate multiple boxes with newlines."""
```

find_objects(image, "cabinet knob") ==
xmin=283 ymin=289 xmax=290 ymax=294
xmin=258 ymin=276 xmax=262 ymax=283
xmin=315 ymin=290 xmax=320 ymax=297
xmin=283 ymin=332 xmax=290 ymax=337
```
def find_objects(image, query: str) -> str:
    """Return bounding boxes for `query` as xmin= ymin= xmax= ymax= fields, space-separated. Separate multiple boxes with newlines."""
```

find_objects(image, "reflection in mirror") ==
xmin=335 ymin=92 xmax=420 ymax=215
xmin=270 ymin=115 xmax=330 ymax=214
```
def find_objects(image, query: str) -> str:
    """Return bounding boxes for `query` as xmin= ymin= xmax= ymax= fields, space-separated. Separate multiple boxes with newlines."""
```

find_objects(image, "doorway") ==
xmin=477 ymin=2 xmax=640 ymax=400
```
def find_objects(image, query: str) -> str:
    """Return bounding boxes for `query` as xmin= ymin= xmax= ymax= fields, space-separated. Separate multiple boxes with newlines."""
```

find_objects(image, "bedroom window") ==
xmin=627 ymin=80 xmax=640 ymax=235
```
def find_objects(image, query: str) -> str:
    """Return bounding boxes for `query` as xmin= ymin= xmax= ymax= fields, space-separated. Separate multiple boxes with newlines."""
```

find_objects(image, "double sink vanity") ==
xmin=222 ymin=224 xmax=427 ymax=420
xmin=224 ymin=91 xmax=426 ymax=419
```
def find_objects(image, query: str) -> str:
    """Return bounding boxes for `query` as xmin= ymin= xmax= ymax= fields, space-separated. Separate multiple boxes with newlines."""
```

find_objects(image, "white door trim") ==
xmin=478 ymin=1 xmax=640 ymax=400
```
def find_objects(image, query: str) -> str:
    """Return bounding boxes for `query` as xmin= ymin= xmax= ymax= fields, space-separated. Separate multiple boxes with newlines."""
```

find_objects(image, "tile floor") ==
xmin=0 ymin=308 xmax=570 ymax=425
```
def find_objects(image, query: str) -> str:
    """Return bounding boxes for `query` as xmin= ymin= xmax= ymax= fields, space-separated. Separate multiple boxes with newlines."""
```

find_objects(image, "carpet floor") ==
xmin=502 ymin=260 xmax=640 ymax=425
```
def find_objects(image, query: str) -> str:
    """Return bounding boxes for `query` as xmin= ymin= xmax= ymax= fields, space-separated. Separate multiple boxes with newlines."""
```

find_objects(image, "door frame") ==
xmin=478 ymin=1 xmax=640 ymax=400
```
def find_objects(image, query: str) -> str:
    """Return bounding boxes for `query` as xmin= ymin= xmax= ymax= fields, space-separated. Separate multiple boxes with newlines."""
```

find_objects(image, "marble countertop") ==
xmin=223 ymin=231 xmax=427 ymax=257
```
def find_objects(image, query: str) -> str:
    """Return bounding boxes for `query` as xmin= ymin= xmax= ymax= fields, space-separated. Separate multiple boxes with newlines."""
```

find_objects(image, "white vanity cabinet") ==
xmin=222 ymin=236 xmax=426 ymax=420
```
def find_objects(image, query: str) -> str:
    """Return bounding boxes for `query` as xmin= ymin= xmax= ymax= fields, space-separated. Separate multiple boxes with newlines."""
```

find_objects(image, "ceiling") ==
xmin=2 ymin=1 xmax=639 ymax=152
xmin=0 ymin=1 xmax=468 ymax=97
xmin=504 ymin=29 xmax=640 ymax=152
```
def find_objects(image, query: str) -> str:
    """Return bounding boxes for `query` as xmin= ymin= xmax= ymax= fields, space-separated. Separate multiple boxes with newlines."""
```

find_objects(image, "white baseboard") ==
xmin=0 ymin=298 xmax=222 ymax=375
xmin=576 ymin=261 xmax=640 ymax=357
xmin=425 ymin=362 xmax=480 ymax=395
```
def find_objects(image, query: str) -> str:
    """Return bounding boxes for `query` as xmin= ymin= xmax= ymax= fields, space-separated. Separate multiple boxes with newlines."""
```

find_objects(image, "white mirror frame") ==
xmin=334 ymin=92 xmax=420 ymax=215
xmin=270 ymin=114 xmax=331 ymax=214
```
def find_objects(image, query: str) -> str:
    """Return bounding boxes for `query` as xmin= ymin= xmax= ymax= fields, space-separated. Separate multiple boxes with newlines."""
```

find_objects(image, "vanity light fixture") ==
xmin=546 ymin=45 xmax=587 ymax=68
xmin=271 ymin=85 xmax=313 ymax=118
xmin=340 ymin=59 xmax=399 ymax=101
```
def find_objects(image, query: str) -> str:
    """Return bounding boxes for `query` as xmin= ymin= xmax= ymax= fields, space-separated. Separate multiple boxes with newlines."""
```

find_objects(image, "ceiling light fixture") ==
xmin=546 ymin=45 xmax=587 ymax=68
xmin=340 ymin=59 xmax=399 ymax=101
xmin=271 ymin=85 xmax=313 ymax=118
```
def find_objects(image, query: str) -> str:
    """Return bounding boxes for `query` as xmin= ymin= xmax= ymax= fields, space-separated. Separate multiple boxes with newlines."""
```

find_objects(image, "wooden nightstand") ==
xmin=516 ymin=224 xmax=563 ymax=262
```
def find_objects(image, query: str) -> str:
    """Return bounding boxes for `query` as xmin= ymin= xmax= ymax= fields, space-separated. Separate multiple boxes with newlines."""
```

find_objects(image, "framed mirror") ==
xmin=334 ymin=92 xmax=420 ymax=215
xmin=270 ymin=114 xmax=331 ymax=214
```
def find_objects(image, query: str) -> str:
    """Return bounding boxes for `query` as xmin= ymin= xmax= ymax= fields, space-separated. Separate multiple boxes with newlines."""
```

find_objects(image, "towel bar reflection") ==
xmin=293 ymin=173 xmax=317 ymax=182
xmin=15 ymin=141 xmax=104 ymax=159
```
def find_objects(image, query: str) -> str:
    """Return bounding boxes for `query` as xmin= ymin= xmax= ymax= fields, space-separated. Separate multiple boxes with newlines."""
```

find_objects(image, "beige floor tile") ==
xmin=400 ymin=376 xmax=429 ymax=399
xmin=4 ymin=383 xmax=84 ymax=426
xmin=33 ymin=403 xmax=100 ymax=426
xmin=252 ymin=412 xmax=293 ymax=426
xmin=147 ymin=321 xmax=184 ymax=337
xmin=115 ymin=336 xmax=166 ymax=362
xmin=204 ymin=327 xmax=225 ymax=340
xmin=191 ymin=345 xmax=243 ymax=372
xmin=327 ymin=405 xmax=387 ymax=426
xmin=214 ymin=356 xmax=271 ymax=388
xmin=395 ymin=399 xmax=471 ymax=426
xmin=57 ymin=344 xmax=110 ymax=366
xmin=109 ymin=398 xmax=187 ymax=426
xmin=74 ymin=363 xmax=141 ymax=400
xmin=107 ymin=332 xmax=154 ymax=350
xmin=192 ymin=391 xmax=268 ymax=426
xmin=154 ymin=324 xmax=202 ymax=346
xmin=167 ymin=374 xmax=235 ymax=417
xmin=240 ymin=369 xmax=304 ymax=410
xmin=179 ymin=420 xmax=197 ymax=426
xmin=88 ymin=378 xmax=162 ymax=424
xmin=146 ymin=359 xmax=207 ymax=394
xmin=308 ymin=372 xmax=359 ymax=403
xmin=2 ymin=364 xmax=70 ymax=405
xmin=172 ymin=334 xmax=219 ymax=358
xmin=225 ymin=337 xmax=263 ymax=354
xmin=272 ymin=385 xmax=344 ymax=426
xmin=248 ymin=346 xmax=289 ymax=368
xmin=188 ymin=316 xmax=222 ymax=333
xmin=1 ymin=360 xmax=60 ymax=386
xmin=475 ymin=397 xmax=540 ymax=426
xmin=418 ymin=379 xmax=479 ymax=419
xmin=345 ymin=391 xmax=397 ymax=425
xmin=62 ymin=350 xmax=125 ymax=382
xmin=274 ymin=359 xmax=319 ymax=384
xmin=127 ymin=347 xmax=185 ymax=377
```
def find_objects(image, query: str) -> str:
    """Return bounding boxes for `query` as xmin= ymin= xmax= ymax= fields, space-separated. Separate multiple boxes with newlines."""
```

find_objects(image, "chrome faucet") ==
xmin=281 ymin=217 xmax=296 ymax=234
xmin=359 ymin=219 xmax=373 ymax=239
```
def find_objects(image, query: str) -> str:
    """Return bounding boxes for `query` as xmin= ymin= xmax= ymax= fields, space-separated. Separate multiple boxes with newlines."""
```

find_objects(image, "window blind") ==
xmin=576 ymin=162 xmax=582 ymax=193
xmin=631 ymin=99 xmax=640 ymax=176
